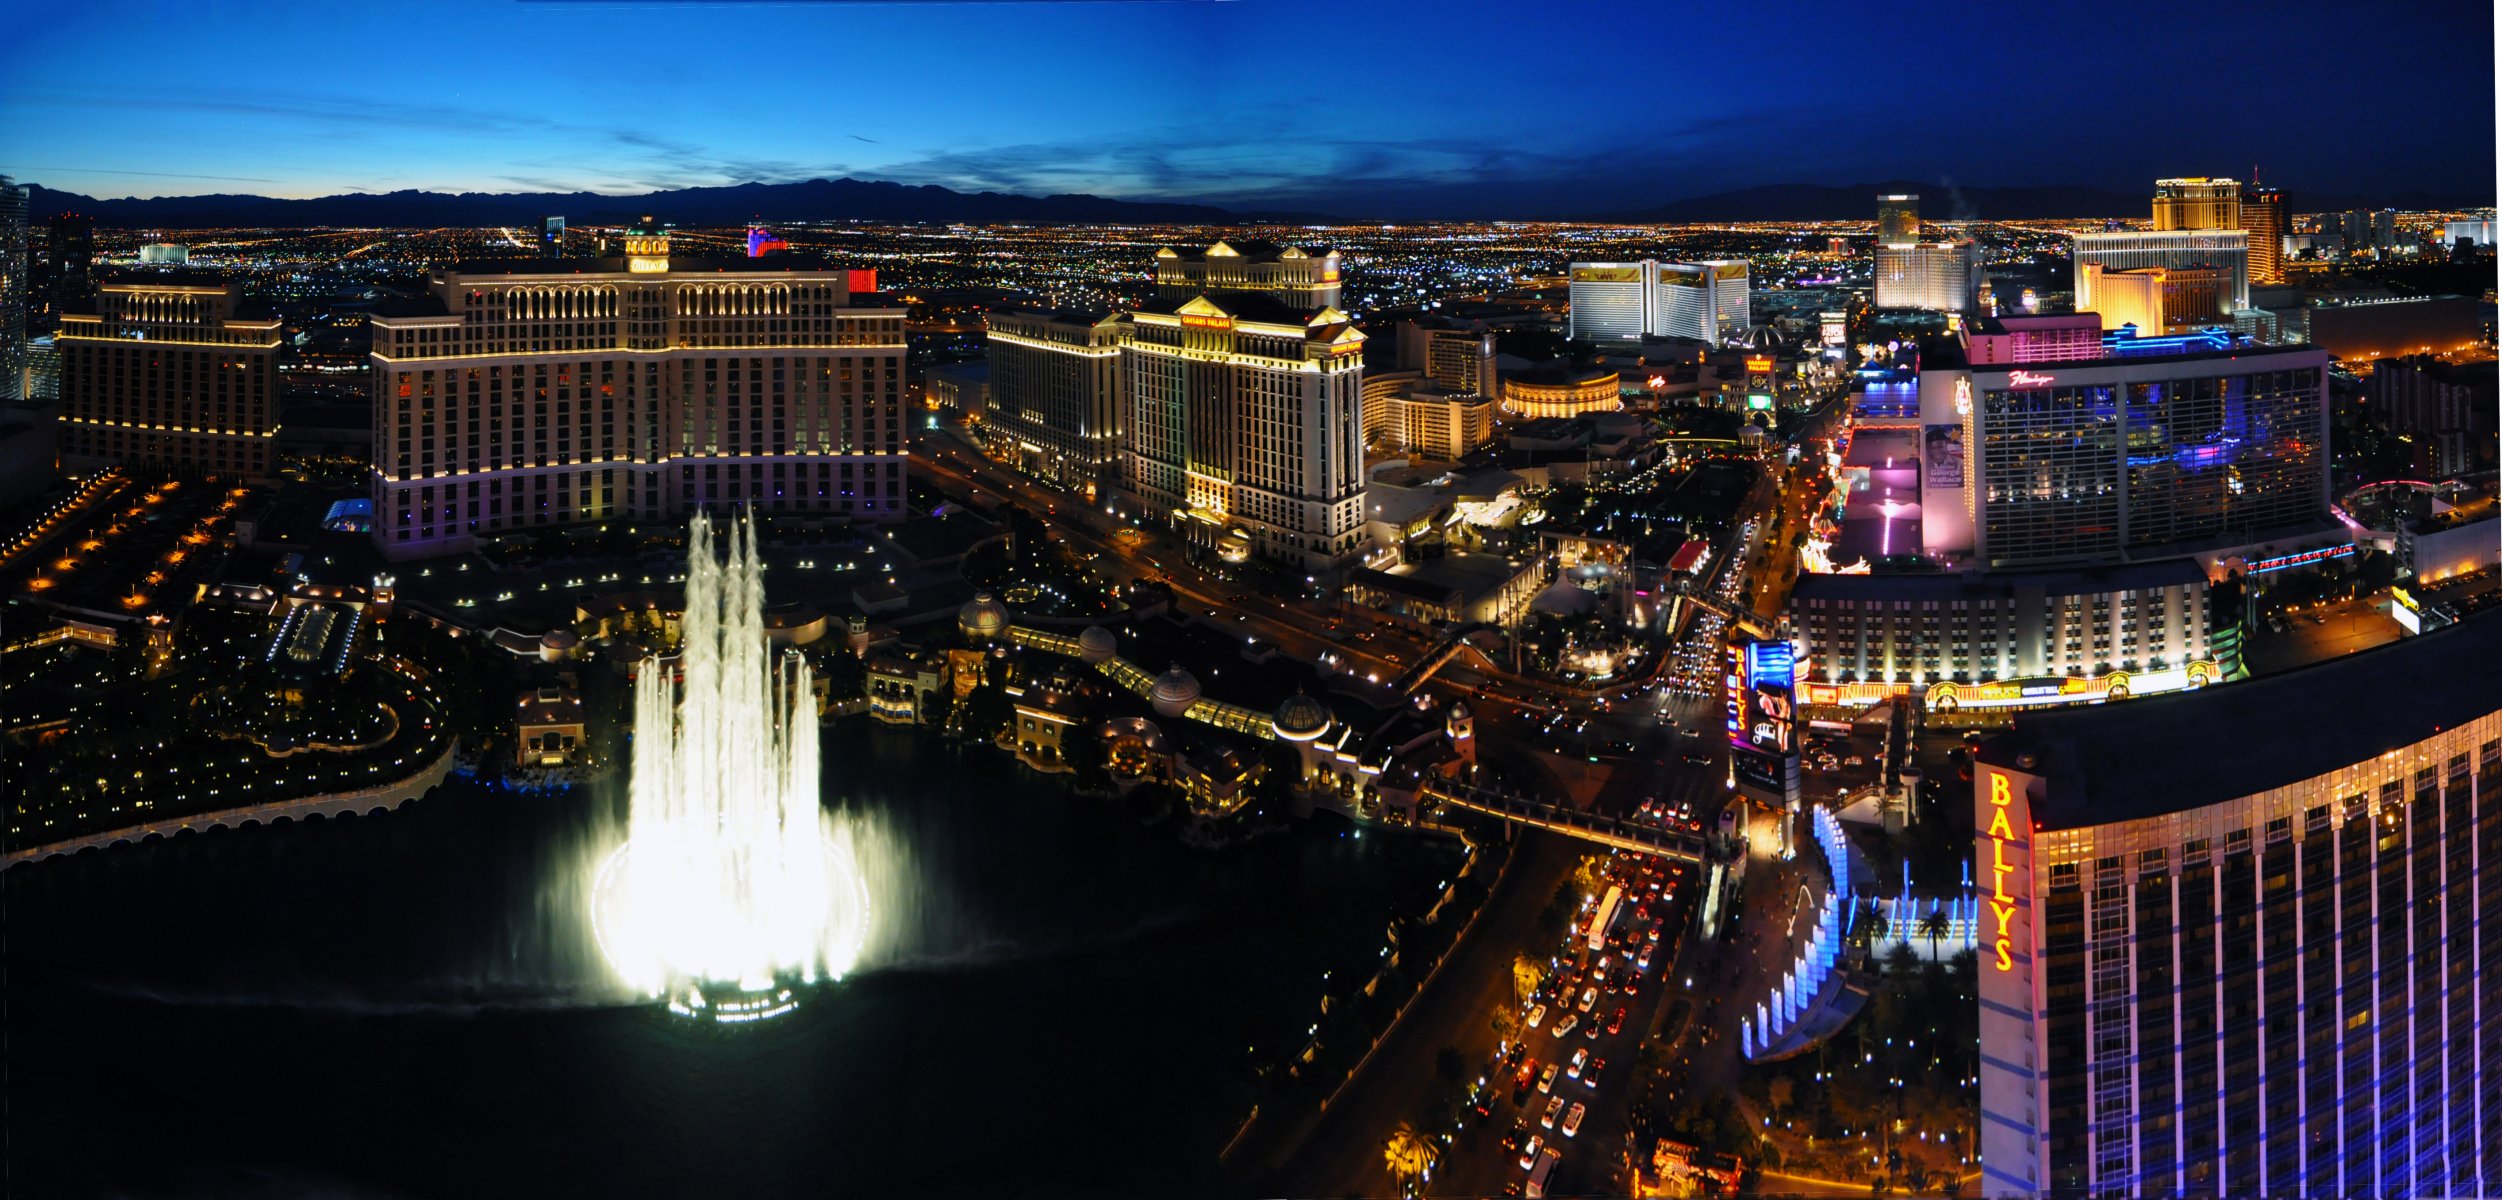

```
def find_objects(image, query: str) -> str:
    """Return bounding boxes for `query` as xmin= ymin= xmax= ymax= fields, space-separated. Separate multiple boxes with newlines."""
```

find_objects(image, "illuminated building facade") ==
xmin=2239 ymin=186 xmax=2286 ymax=285
xmin=541 ymin=215 xmax=565 ymax=258
xmin=367 ymin=219 xmax=905 ymax=559
xmin=1116 ymin=290 xmax=1366 ymax=572
xmin=1567 ymin=260 xmax=1750 ymax=346
xmin=982 ymin=306 xmax=1122 ymax=491
xmin=1793 ymin=558 xmax=2214 ymax=689
xmin=1877 ymin=193 xmax=1921 ymax=245
xmin=2151 ymin=177 xmax=2241 ymax=231
xmin=1948 ymin=345 xmax=2330 ymax=568
xmin=1964 ymin=314 xmax=2104 ymax=364
xmin=0 ymin=175 xmax=23 ymax=404
xmin=2073 ymin=231 xmax=2249 ymax=315
xmin=1656 ymin=261 xmax=1750 ymax=347
xmin=1567 ymin=262 xmax=1648 ymax=342
xmin=2078 ymin=265 xmax=2167 ymax=334
xmin=1152 ymin=239 xmax=1340 ymax=310
xmin=1874 ymin=241 xmax=1983 ymax=312
xmin=1974 ymin=613 xmax=2502 ymax=1198
xmin=41 ymin=212 xmax=95 ymax=327
xmin=1396 ymin=316 xmax=1498 ymax=398
xmin=56 ymin=277 xmax=281 ymax=475
xmin=1369 ymin=383 xmax=1495 ymax=461
xmin=1501 ymin=361 xmax=1621 ymax=418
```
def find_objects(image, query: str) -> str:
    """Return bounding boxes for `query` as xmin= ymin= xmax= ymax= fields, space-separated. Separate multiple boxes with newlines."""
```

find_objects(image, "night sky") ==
xmin=2 ymin=0 xmax=2493 ymax=217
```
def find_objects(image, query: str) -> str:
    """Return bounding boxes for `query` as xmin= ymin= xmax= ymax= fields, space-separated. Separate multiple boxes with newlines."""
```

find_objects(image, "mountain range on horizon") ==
xmin=19 ymin=175 xmax=2492 ymax=231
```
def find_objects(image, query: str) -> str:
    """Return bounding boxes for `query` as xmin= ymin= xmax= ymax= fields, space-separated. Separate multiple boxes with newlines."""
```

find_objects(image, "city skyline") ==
xmin=4 ymin=0 xmax=2495 ymax=218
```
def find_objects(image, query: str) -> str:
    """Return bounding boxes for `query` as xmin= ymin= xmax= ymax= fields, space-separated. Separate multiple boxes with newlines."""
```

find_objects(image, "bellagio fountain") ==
xmin=591 ymin=511 xmax=873 ymax=1023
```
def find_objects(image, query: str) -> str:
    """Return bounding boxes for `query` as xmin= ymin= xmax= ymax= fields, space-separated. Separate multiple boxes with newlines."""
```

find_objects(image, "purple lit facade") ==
xmin=1974 ymin=615 xmax=2502 ymax=1197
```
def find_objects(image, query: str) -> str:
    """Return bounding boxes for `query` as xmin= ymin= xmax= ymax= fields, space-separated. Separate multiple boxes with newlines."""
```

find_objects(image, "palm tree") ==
xmin=1383 ymin=1122 xmax=1435 ymax=1192
xmin=1918 ymin=909 xmax=1951 ymax=961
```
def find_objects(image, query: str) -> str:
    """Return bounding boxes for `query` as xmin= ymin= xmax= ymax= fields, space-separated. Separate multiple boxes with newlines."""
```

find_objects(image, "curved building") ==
xmin=1502 ymin=362 xmax=1621 ymax=419
xmin=1974 ymin=612 xmax=2501 ymax=1198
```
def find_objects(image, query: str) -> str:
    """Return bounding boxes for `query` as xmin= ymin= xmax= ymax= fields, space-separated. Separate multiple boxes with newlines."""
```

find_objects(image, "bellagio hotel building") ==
xmin=368 ymin=221 xmax=903 ymax=559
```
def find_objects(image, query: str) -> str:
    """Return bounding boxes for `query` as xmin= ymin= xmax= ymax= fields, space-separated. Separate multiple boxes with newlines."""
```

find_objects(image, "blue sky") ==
xmin=2 ymin=0 xmax=2493 ymax=216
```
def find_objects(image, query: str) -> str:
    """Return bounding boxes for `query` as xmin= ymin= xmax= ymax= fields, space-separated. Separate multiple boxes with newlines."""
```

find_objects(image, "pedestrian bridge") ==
xmin=1384 ymin=621 xmax=1504 ymax=695
xmin=1419 ymin=780 xmax=1708 ymax=862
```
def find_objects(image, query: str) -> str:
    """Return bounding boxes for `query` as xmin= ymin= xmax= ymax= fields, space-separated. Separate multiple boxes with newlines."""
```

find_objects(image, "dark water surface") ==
xmin=6 ymin=722 xmax=1457 ymax=1198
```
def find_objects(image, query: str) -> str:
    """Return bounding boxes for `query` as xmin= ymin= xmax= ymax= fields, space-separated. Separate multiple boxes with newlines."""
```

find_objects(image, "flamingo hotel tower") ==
xmin=1974 ymin=612 xmax=2501 ymax=1198
xmin=368 ymin=219 xmax=902 ymax=559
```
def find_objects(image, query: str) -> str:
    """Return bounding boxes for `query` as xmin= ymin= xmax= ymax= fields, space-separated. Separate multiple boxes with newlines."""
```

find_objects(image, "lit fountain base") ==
xmin=670 ymin=981 xmax=802 ymax=1024
xmin=590 ymin=828 xmax=873 ymax=1025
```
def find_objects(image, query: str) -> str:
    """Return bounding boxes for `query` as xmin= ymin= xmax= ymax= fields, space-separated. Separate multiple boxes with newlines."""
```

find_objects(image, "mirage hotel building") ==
xmin=370 ymin=219 xmax=903 ymax=558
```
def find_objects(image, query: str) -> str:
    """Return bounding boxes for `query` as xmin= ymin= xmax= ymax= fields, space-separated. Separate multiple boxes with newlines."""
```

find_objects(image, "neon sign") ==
xmin=2246 ymin=543 xmax=2355 ymax=574
xmin=2008 ymin=371 xmax=2055 ymax=387
xmin=1985 ymin=772 xmax=2018 ymax=973
xmin=1954 ymin=376 xmax=1972 ymax=416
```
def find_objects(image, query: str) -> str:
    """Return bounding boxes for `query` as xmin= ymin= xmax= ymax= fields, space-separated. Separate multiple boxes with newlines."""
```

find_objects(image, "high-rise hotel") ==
xmin=1113 ymin=240 xmax=1366 ymax=572
xmin=57 ymin=276 xmax=282 ymax=475
xmin=368 ymin=219 xmax=903 ymax=559
xmin=979 ymin=306 xmax=1122 ymax=493
xmin=1566 ymin=259 xmax=1750 ymax=346
xmin=1976 ymin=612 xmax=2500 ymax=1198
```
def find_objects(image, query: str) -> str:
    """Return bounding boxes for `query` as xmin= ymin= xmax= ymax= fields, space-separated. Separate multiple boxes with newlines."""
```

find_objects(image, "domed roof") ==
xmin=1148 ymin=665 xmax=1202 ymax=718
xmin=1736 ymin=324 xmax=1785 ymax=353
xmin=541 ymin=628 xmax=580 ymax=648
xmin=1273 ymin=691 xmax=1333 ymax=741
xmin=958 ymin=591 xmax=1010 ymax=640
xmin=1077 ymin=624 xmax=1118 ymax=665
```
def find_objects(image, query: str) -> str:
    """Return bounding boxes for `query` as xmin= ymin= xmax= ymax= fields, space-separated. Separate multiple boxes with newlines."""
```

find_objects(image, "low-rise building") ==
xmin=515 ymin=684 xmax=585 ymax=767
xmin=866 ymin=651 xmax=950 ymax=725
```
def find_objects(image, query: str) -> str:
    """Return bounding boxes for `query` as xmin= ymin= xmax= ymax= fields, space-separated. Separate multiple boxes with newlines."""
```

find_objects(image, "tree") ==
xmin=958 ymin=680 xmax=1013 ymax=741
xmin=1918 ymin=909 xmax=1951 ymax=961
xmin=1383 ymin=1123 xmax=1435 ymax=1191
xmin=1511 ymin=953 xmax=1546 ymax=1005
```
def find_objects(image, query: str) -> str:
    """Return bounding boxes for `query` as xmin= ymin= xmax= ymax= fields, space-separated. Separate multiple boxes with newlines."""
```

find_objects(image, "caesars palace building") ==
xmin=1975 ymin=610 xmax=2499 ymax=1198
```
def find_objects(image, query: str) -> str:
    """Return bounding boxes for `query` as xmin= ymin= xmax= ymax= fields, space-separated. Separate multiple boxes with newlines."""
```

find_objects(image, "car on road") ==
xmin=1561 ymin=1102 xmax=1587 ymax=1138
xmin=1584 ymin=1057 xmax=1604 ymax=1087
xmin=1566 ymin=1047 xmax=1588 ymax=1078
xmin=1680 ymin=751 xmax=1712 ymax=765
xmin=1583 ymin=1018 xmax=1601 ymax=1040
xmin=1517 ymin=1134 xmax=1545 ymax=1170
xmin=1538 ymin=1063 xmax=1559 ymax=1093
xmin=1552 ymin=1013 xmax=1578 ymax=1038
xmin=1525 ymin=1002 xmax=1547 ymax=1028
xmin=1608 ymin=1006 xmax=1627 ymax=1035
xmin=1576 ymin=986 xmax=1597 ymax=1012
xmin=1541 ymin=1096 xmax=1565 ymax=1128
xmin=1636 ymin=946 xmax=1655 ymax=972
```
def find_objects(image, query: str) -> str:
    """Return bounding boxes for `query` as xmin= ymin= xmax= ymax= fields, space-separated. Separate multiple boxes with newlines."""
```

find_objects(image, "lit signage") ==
xmin=2007 ymin=371 xmax=2054 ymax=388
xmin=1180 ymin=314 xmax=1233 ymax=330
xmin=1748 ymin=393 xmax=1774 ymax=410
xmin=1984 ymin=771 xmax=2019 ymax=972
xmin=1954 ymin=376 xmax=1972 ymax=416
xmin=1744 ymin=356 xmax=1774 ymax=374
xmin=1728 ymin=638 xmax=1800 ymax=801
xmin=2246 ymin=543 xmax=2355 ymax=574
xmin=1926 ymin=661 xmax=2219 ymax=711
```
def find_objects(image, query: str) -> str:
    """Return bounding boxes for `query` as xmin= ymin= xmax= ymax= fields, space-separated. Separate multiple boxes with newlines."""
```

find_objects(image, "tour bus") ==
xmin=1525 ymin=1147 xmax=1561 ymax=1198
xmin=1585 ymin=885 xmax=1624 ymax=952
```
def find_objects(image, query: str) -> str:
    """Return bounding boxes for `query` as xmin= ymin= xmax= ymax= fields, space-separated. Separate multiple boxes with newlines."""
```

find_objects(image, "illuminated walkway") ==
xmin=3 ymin=738 xmax=459 ymax=870
xmin=1419 ymin=779 xmax=1707 ymax=861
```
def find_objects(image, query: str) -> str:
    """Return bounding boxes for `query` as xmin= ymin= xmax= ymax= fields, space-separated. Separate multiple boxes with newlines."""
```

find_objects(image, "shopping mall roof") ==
xmin=1978 ymin=610 xmax=2502 ymax=831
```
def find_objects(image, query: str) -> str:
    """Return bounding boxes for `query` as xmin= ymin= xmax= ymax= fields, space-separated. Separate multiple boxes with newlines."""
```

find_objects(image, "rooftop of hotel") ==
xmin=1793 ymin=557 xmax=2209 ymax=601
xmin=438 ymin=254 xmax=848 ymax=276
xmin=1157 ymin=239 xmax=1332 ymax=263
xmin=1131 ymin=290 xmax=1339 ymax=326
xmin=1978 ymin=610 xmax=2502 ymax=830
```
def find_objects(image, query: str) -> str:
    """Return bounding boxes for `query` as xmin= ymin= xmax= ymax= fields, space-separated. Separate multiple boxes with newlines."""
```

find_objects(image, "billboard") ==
xmin=1726 ymin=638 xmax=1800 ymax=805
xmin=1923 ymin=423 xmax=1964 ymax=490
